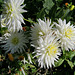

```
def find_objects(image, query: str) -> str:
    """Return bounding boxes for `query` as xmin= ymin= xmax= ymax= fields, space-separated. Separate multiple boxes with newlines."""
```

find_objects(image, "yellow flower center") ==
xmin=11 ymin=37 xmax=19 ymax=45
xmin=46 ymin=44 xmax=57 ymax=56
xmin=65 ymin=28 xmax=73 ymax=39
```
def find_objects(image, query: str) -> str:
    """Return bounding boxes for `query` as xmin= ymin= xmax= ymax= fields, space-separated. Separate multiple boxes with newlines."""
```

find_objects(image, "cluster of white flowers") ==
xmin=31 ymin=18 xmax=75 ymax=68
xmin=1 ymin=0 xmax=75 ymax=69
xmin=0 ymin=0 xmax=28 ymax=54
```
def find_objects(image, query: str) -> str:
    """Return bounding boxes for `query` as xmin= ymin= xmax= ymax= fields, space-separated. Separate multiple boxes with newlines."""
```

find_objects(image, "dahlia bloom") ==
xmin=33 ymin=33 xmax=61 ymax=68
xmin=2 ymin=31 xmax=28 ymax=53
xmin=54 ymin=18 xmax=75 ymax=51
xmin=30 ymin=18 xmax=54 ymax=46
xmin=2 ymin=0 xmax=27 ymax=32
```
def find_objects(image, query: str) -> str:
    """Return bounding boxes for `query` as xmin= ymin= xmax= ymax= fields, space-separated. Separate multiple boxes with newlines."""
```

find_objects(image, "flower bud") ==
xmin=70 ymin=5 xmax=75 ymax=11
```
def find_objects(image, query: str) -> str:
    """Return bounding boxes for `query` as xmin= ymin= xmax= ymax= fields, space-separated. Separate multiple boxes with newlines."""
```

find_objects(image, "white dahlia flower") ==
xmin=2 ymin=0 xmax=27 ymax=32
xmin=30 ymin=18 xmax=54 ymax=46
xmin=54 ymin=18 xmax=75 ymax=51
xmin=33 ymin=33 xmax=61 ymax=68
xmin=2 ymin=31 xmax=28 ymax=53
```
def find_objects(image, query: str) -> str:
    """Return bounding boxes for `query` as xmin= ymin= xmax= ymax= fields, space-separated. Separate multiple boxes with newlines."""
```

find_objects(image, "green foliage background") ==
xmin=0 ymin=0 xmax=75 ymax=75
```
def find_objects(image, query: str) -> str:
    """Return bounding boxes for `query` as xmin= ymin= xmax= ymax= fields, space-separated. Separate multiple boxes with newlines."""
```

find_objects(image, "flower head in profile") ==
xmin=30 ymin=18 xmax=54 ymax=46
xmin=2 ymin=31 xmax=28 ymax=53
xmin=54 ymin=18 xmax=75 ymax=51
xmin=2 ymin=0 xmax=27 ymax=32
xmin=33 ymin=33 xmax=61 ymax=68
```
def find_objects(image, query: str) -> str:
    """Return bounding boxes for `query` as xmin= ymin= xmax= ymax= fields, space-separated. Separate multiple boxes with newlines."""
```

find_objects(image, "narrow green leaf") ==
xmin=55 ymin=8 xmax=63 ymax=18
xmin=61 ymin=9 xmax=70 ymax=19
xmin=70 ymin=51 xmax=75 ymax=60
xmin=37 ymin=8 xmax=45 ymax=19
xmin=55 ymin=59 xmax=64 ymax=67
xmin=66 ymin=59 xmax=74 ymax=69
xmin=74 ymin=71 xmax=75 ymax=75
xmin=29 ymin=64 xmax=35 ymax=68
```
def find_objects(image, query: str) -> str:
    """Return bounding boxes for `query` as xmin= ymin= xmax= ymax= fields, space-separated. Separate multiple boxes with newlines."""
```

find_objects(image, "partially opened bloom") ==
xmin=2 ymin=31 xmax=28 ymax=53
xmin=54 ymin=18 xmax=75 ymax=51
xmin=30 ymin=18 xmax=54 ymax=46
xmin=2 ymin=0 xmax=27 ymax=32
xmin=33 ymin=33 xmax=61 ymax=68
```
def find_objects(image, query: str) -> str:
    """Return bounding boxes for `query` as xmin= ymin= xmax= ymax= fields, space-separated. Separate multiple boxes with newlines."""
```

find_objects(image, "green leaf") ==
xmin=61 ymin=9 xmax=70 ymax=19
xmin=32 ymin=68 xmax=37 ymax=73
xmin=66 ymin=59 xmax=74 ymax=69
xmin=43 ymin=0 xmax=54 ymax=14
xmin=64 ymin=50 xmax=75 ymax=60
xmin=29 ymin=64 xmax=35 ymax=68
xmin=36 ymin=8 xmax=45 ymax=19
xmin=55 ymin=8 xmax=64 ymax=18
xmin=70 ymin=51 xmax=75 ymax=60
xmin=55 ymin=58 xmax=64 ymax=67
xmin=25 ymin=72 xmax=28 ymax=75
xmin=74 ymin=71 xmax=75 ymax=75
xmin=49 ymin=5 xmax=57 ymax=20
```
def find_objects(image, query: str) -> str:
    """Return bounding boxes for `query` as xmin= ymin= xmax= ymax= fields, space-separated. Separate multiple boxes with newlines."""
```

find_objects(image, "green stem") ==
xmin=33 ymin=68 xmax=41 ymax=75
xmin=61 ymin=9 xmax=70 ymax=19
xmin=50 ymin=68 xmax=53 ymax=75
xmin=44 ymin=69 xmax=48 ymax=75
xmin=23 ymin=18 xmax=35 ymax=23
